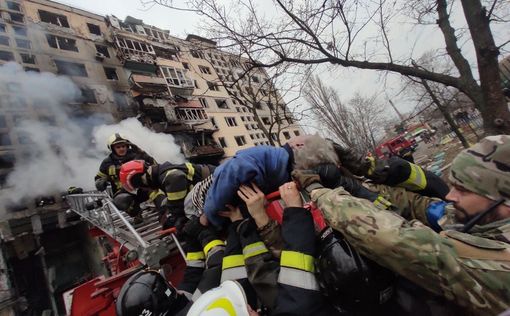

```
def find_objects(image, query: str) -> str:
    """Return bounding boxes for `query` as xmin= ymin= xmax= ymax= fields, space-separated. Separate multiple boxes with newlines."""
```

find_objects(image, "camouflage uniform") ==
xmin=308 ymin=135 xmax=510 ymax=315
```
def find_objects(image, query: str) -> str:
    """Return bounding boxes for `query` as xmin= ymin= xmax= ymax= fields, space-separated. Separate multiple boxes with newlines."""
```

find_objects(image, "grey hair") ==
xmin=293 ymin=135 xmax=339 ymax=170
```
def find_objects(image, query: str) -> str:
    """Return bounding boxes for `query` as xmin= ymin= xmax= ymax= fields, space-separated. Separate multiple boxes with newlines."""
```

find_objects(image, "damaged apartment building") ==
xmin=0 ymin=0 xmax=302 ymax=315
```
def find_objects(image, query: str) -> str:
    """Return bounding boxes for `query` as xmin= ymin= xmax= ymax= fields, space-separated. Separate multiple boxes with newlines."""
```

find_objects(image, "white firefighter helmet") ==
xmin=107 ymin=133 xmax=131 ymax=151
xmin=186 ymin=281 xmax=250 ymax=316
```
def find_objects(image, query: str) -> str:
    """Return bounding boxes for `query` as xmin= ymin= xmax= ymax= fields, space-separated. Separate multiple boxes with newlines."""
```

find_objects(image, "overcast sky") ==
xmin=57 ymin=0 xmax=508 ymax=128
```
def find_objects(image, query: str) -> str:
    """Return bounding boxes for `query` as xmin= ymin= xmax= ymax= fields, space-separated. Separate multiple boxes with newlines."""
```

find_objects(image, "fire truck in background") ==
xmin=374 ymin=134 xmax=417 ymax=162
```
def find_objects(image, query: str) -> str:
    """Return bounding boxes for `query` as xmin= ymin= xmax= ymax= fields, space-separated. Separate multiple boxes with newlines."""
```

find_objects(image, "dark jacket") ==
xmin=95 ymin=146 xmax=155 ymax=193
xmin=204 ymin=145 xmax=293 ymax=226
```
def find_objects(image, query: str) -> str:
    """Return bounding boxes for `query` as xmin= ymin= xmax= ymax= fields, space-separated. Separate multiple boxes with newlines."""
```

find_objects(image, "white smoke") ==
xmin=0 ymin=63 xmax=184 ymax=211
xmin=92 ymin=118 xmax=185 ymax=164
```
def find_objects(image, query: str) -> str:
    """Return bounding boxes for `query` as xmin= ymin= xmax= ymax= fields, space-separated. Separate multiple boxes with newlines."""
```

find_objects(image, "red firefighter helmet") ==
xmin=120 ymin=160 xmax=146 ymax=193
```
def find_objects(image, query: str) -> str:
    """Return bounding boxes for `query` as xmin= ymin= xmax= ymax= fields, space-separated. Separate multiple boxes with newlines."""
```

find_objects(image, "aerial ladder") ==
xmin=62 ymin=190 xmax=186 ymax=316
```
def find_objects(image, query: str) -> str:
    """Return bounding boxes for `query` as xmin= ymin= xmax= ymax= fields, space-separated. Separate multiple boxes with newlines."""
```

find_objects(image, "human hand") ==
xmin=219 ymin=204 xmax=244 ymax=222
xmin=291 ymin=170 xmax=322 ymax=193
xmin=237 ymin=183 xmax=269 ymax=227
xmin=279 ymin=181 xmax=303 ymax=208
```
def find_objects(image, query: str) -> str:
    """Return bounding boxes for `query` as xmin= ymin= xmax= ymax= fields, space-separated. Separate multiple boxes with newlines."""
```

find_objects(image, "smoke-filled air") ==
xmin=0 ymin=63 xmax=185 ymax=211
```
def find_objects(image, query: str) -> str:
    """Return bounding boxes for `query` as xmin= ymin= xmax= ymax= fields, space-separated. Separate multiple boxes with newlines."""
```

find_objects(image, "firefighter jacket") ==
xmin=370 ymin=156 xmax=450 ymax=199
xmin=204 ymin=145 xmax=293 ymax=226
xmin=179 ymin=231 xmax=225 ymax=301
xmin=95 ymin=147 xmax=155 ymax=193
xmin=225 ymin=210 xmax=337 ymax=315
xmin=146 ymin=162 xmax=215 ymax=218
xmin=271 ymin=207 xmax=338 ymax=315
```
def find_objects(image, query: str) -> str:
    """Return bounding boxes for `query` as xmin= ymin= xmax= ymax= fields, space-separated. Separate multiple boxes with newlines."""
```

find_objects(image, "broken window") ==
xmin=114 ymin=92 xmax=129 ymax=111
xmin=215 ymin=99 xmax=228 ymax=109
xmin=15 ymin=38 xmax=30 ymax=49
xmin=80 ymin=88 xmax=97 ymax=103
xmin=225 ymin=117 xmax=237 ymax=127
xmin=24 ymin=67 xmax=39 ymax=72
xmin=0 ymin=25 xmax=6 ymax=33
xmin=103 ymin=67 xmax=118 ymax=80
xmin=210 ymin=117 xmax=217 ymax=128
xmin=190 ymin=50 xmax=205 ymax=59
xmin=218 ymin=137 xmax=227 ymax=148
xmin=55 ymin=60 xmax=88 ymax=77
xmin=262 ymin=117 xmax=271 ymax=125
xmin=116 ymin=37 xmax=154 ymax=54
xmin=207 ymin=81 xmax=219 ymax=91
xmin=0 ymin=51 xmax=14 ymax=61
xmin=20 ymin=53 xmax=35 ymax=64
xmin=87 ymin=23 xmax=101 ymax=35
xmin=199 ymin=65 xmax=211 ymax=74
xmin=199 ymin=98 xmax=208 ymax=108
xmin=251 ymin=76 xmax=260 ymax=83
xmin=39 ymin=10 xmax=69 ymax=27
xmin=6 ymin=1 xmax=21 ymax=12
xmin=0 ymin=133 xmax=11 ymax=146
xmin=46 ymin=34 xmax=78 ymax=52
xmin=283 ymin=131 xmax=291 ymax=140
xmin=294 ymin=130 xmax=300 ymax=136
xmin=0 ymin=36 xmax=9 ymax=46
xmin=182 ymin=62 xmax=190 ymax=70
xmin=160 ymin=66 xmax=193 ymax=88
xmin=234 ymin=136 xmax=247 ymax=146
xmin=13 ymin=26 xmax=27 ymax=37
xmin=95 ymin=44 xmax=110 ymax=58
xmin=9 ymin=13 xmax=23 ymax=23
xmin=0 ymin=153 xmax=15 ymax=168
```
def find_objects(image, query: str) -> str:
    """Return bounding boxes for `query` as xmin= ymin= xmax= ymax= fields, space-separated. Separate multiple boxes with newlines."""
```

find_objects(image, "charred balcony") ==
xmin=129 ymin=73 xmax=168 ymax=94
xmin=114 ymin=36 xmax=157 ymax=72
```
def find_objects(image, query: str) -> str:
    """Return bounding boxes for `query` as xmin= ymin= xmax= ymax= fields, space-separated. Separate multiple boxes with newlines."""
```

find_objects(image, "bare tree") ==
xmin=149 ymin=0 xmax=510 ymax=135
xmin=304 ymin=76 xmax=384 ymax=155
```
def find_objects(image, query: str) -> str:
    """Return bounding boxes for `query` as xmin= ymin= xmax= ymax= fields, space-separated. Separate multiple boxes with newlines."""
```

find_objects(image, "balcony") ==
xmin=129 ymin=73 xmax=168 ymax=94
xmin=182 ymin=143 xmax=225 ymax=160
xmin=160 ymin=66 xmax=194 ymax=96
xmin=117 ymin=47 xmax=157 ymax=72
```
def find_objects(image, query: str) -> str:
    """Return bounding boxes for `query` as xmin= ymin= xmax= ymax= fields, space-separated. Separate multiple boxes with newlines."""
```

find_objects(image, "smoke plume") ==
xmin=0 ymin=63 xmax=184 ymax=212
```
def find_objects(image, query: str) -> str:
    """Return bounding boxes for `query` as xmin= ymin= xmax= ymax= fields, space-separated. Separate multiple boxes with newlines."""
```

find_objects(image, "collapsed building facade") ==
xmin=0 ymin=0 xmax=302 ymax=314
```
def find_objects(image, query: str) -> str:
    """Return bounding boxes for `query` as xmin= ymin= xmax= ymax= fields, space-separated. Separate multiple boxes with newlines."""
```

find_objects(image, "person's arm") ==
xmin=159 ymin=169 xmax=188 ymax=228
xmin=219 ymin=202 xmax=279 ymax=310
xmin=311 ymin=186 xmax=509 ymax=315
xmin=94 ymin=159 xmax=110 ymax=191
xmin=368 ymin=157 xmax=449 ymax=199
xmin=272 ymin=182 xmax=337 ymax=316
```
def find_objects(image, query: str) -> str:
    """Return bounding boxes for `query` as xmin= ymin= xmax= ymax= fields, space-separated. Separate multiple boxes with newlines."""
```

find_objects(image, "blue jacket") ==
xmin=204 ymin=145 xmax=292 ymax=226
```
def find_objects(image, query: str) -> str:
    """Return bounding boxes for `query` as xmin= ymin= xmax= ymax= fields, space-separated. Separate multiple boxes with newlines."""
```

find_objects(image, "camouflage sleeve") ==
xmin=364 ymin=183 xmax=440 ymax=226
xmin=311 ymin=187 xmax=510 ymax=314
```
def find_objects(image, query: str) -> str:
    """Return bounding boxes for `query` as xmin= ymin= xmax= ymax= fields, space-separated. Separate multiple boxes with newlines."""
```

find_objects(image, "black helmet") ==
xmin=116 ymin=270 xmax=187 ymax=316
xmin=316 ymin=228 xmax=396 ymax=313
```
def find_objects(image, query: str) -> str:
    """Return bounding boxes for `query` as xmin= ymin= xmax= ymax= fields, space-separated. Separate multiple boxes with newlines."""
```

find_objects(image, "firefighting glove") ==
xmin=183 ymin=216 xmax=219 ymax=249
xmin=365 ymin=158 xmax=390 ymax=184
xmin=95 ymin=178 xmax=108 ymax=191
xmin=291 ymin=170 xmax=323 ymax=194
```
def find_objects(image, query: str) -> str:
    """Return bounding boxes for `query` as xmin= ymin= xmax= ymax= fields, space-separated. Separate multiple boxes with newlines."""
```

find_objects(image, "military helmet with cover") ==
xmin=449 ymin=135 xmax=510 ymax=206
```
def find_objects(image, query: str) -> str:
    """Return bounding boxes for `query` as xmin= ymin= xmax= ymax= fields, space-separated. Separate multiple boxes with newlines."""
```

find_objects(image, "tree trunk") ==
xmin=422 ymin=79 xmax=470 ymax=148
xmin=460 ymin=0 xmax=510 ymax=135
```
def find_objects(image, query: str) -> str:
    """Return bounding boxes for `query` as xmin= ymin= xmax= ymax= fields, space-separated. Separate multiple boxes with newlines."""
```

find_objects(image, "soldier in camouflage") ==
xmin=292 ymin=135 xmax=510 ymax=315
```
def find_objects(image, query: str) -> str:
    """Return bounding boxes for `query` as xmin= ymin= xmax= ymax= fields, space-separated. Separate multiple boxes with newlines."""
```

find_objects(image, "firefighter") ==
xmin=195 ymin=181 xmax=338 ymax=315
xmin=94 ymin=133 xmax=164 ymax=223
xmin=116 ymin=217 xmax=225 ymax=316
xmin=119 ymin=160 xmax=215 ymax=229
